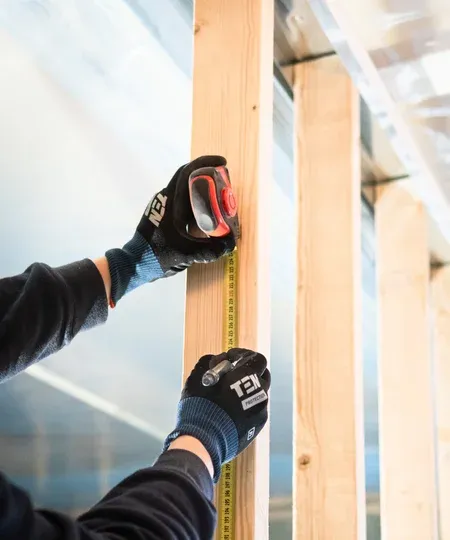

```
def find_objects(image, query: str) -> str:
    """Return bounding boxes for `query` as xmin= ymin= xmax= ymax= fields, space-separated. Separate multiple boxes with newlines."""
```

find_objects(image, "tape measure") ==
xmin=218 ymin=250 xmax=238 ymax=540
xmin=188 ymin=165 xmax=239 ymax=539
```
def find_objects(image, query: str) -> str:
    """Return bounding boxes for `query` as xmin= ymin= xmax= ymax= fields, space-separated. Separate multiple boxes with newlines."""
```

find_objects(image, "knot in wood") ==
xmin=298 ymin=454 xmax=311 ymax=468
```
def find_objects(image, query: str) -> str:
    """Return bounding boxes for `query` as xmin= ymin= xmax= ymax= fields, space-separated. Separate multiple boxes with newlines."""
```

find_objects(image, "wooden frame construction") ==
xmin=293 ymin=55 xmax=366 ymax=539
xmin=183 ymin=3 xmax=447 ymax=538
xmin=184 ymin=0 xmax=273 ymax=538
xmin=376 ymin=185 xmax=438 ymax=540
xmin=432 ymin=266 xmax=450 ymax=540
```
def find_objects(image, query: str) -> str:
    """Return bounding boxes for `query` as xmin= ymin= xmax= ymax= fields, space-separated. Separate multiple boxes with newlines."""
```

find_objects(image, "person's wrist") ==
xmin=105 ymin=232 xmax=164 ymax=306
xmin=163 ymin=396 xmax=239 ymax=482
xmin=168 ymin=435 xmax=214 ymax=479
xmin=93 ymin=257 xmax=112 ymax=304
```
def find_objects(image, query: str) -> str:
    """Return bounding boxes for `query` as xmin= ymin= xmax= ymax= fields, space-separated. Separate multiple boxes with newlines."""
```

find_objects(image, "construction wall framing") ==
xmin=184 ymin=3 xmax=446 ymax=537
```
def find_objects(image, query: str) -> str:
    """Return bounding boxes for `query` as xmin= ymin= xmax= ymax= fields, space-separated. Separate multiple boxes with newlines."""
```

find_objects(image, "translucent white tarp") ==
xmin=312 ymin=0 xmax=450 ymax=253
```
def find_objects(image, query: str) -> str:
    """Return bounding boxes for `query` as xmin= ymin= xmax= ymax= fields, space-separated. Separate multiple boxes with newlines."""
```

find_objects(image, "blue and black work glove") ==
xmin=164 ymin=348 xmax=271 ymax=482
xmin=105 ymin=156 xmax=236 ymax=306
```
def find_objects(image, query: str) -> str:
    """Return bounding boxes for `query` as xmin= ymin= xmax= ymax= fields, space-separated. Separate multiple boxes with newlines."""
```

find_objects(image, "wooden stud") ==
xmin=293 ymin=56 xmax=366 ymax=539
xmin=432 ymin=266 xmax=450 ymax=540
xmin=376 ymin=185 xmax=438 ymax=540
xmin=184 ymin=1 xmax=273 ymax=539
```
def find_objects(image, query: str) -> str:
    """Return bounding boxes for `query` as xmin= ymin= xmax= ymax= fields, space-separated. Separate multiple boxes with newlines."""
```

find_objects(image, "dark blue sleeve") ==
xmin=0 ymin=450 xmax=216 ymax=540
xmin=0 ymin=260 xmax=108 ymax=382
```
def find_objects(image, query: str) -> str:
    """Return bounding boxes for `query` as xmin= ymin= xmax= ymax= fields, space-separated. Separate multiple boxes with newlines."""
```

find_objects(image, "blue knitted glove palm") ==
xmin=164 ymin=349 xmax=271 ymax=482
xmin=106 ymin=156 xmax=236 ymax=306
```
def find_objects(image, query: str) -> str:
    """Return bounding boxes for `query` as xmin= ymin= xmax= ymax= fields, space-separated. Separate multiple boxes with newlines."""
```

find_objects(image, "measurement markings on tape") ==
xmin=218 ymin=250 xmax=238 ymax=540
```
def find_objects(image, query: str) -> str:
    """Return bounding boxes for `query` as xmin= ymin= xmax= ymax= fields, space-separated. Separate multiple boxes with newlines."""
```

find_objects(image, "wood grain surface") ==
xmin=376 ymin=184 xmax=438 ymax=540
xmin=293 ymin=56 xmax=366 ymax=539
xmin=431 ymin=266 xmax=450 ymax=539
xmin=185 ymin=1 xmax=274 ymax=539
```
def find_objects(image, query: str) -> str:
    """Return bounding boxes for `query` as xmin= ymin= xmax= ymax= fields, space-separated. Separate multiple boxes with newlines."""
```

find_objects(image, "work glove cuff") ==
xmin=105 ymin=231 xmax=164 ymax=306
xmin=163 ymin=397 xmax=239 ymax=483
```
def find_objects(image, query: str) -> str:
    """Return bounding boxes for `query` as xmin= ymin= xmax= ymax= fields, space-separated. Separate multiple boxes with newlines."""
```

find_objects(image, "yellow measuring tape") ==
xmin=218 ymin=250 xmax=238 ymax=540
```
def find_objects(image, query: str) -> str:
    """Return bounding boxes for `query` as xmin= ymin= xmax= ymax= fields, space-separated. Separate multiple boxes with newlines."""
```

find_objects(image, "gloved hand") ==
xmin=164 ymin=348 xmax=271 ymax=482
xmin=105 ymin=156 xmax=236 ymax=306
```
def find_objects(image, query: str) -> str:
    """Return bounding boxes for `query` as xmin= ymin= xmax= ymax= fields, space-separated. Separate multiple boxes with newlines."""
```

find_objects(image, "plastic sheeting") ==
xmin=0 ymin=0 xmax=298 ymax=519
xmin=311 ymin=0 xmax=450 ymax=258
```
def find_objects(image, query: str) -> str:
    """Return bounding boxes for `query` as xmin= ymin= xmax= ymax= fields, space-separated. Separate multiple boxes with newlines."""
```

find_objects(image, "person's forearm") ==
xmin=1 ymin=449 xmax=217 ymax=540
xmin=169 ymin=436 xmax=214 ymax=478
xmin=0 ymin=260 xmax=108 ymax=382
xmin=78 ymin=449 xmax=216 ymax=539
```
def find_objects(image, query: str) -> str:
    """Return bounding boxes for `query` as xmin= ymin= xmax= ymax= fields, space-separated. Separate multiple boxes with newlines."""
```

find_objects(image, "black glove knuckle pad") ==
xmin=186 ymin=352 xmax=269 ymax=450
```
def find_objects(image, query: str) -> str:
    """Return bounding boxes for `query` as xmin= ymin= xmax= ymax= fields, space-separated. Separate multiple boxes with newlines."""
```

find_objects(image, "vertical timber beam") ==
xmin=184 ymin=1 xmax=273 ymax=539
xmin=376 ymin=185 xmax=438 ymax=540
xmin=293 ymin=56 xmax=366 ymax=539
xmin=432 ymin=266 xmax=450 ymax=540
